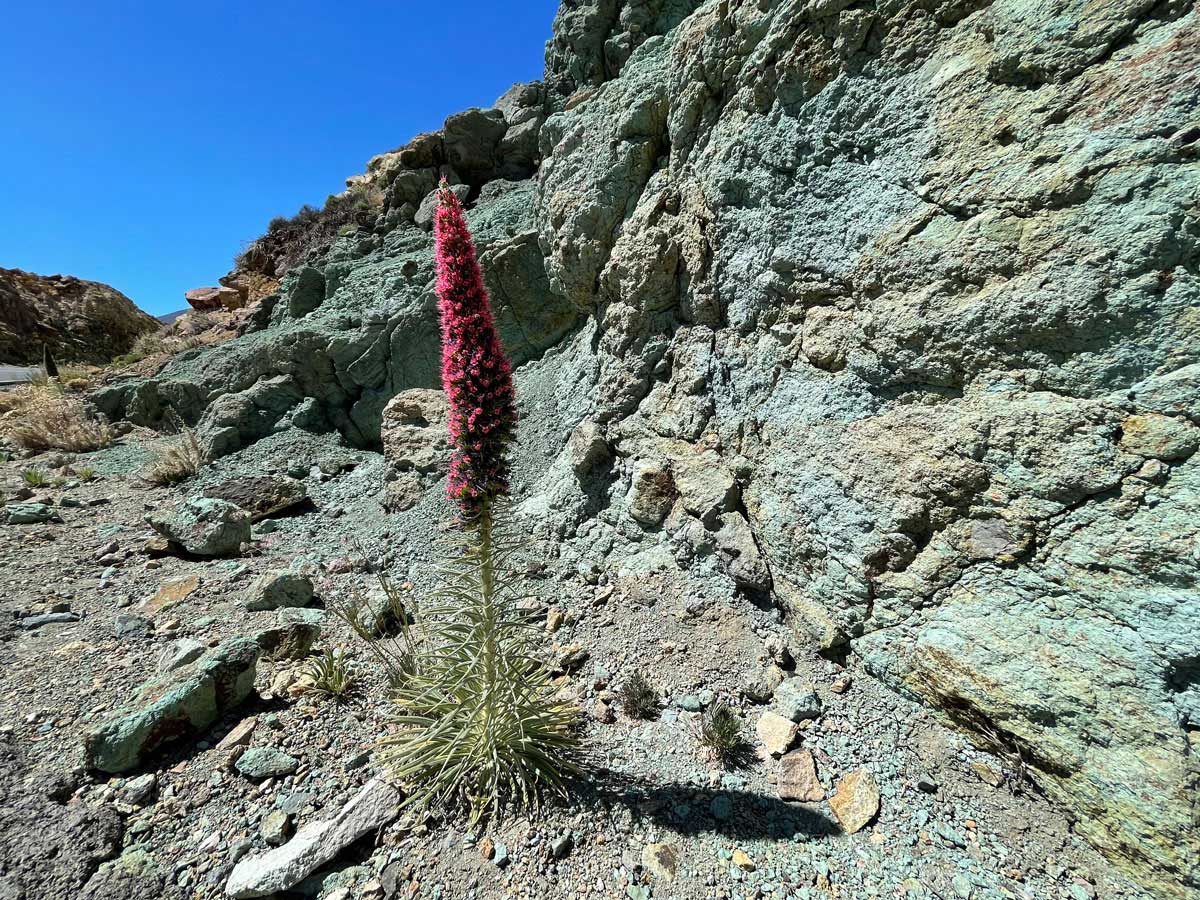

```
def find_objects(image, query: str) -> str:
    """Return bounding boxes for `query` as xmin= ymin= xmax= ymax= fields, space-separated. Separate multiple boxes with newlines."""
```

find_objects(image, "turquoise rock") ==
xmin=84 ymin=636 xmax=259 ymax=773
xmin=235 ymin=747 xmax=298 ymax=780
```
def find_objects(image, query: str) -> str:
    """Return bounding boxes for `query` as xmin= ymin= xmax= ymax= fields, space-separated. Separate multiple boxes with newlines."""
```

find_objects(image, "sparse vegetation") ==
xmin=332 ymin=572 xmax=421 ymax=690
xmin=74 ymin=466 xmax=97 ymax=482
xmin=305 ymin=649 xmax=358 ymax=701
xmin=237 ymin=183 xmax=384 ymax=277
xmin=110 ymin=328 xmax=207 ymax=369
xmin=696 ymin=703 xmax=753 ymax=768
xmin=618 ymin=671 xmax=661 ymax=720
xmin=3 ymin=390 xmax=115 ymax=453
xmin=142 ymin=427 xmax=206 ymax=485
xmin=377 ymin=523 xmax=581 ymax=824
xmin=21 ymin=468 xmax=49 ymax=488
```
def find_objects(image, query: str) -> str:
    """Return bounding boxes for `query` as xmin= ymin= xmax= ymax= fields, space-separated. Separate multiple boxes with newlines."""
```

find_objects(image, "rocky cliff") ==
xmin=93 ymin=0 xmax=1199 ymax=892
xmin=0 ymin=268 xmax=158 ymax=365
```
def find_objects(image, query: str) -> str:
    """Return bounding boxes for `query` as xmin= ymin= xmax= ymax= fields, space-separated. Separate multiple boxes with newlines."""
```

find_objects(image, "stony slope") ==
xmin=0 ymin=268 xmax=159 ymax=365
xmin=93 ymin=0 xmax=1199 ymax=894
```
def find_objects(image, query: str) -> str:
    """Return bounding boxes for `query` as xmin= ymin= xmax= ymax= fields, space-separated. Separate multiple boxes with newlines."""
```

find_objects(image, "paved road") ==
xmin=0 ymin=366 xmax=40 ymax=387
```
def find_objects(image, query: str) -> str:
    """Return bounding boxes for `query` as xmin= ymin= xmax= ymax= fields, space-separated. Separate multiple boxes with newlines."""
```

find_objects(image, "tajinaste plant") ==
xmin=433 ymin=182 xmax=517 ymax=519
xmin=377 ymin=181 xmax=579 ymax=824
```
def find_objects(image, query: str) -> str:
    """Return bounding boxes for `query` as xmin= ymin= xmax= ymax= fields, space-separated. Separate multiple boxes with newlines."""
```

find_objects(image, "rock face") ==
xmin=0 ymin=267 xmax=158 ymax=364
xmin=92 ymin=1 xmax=1200 ymax=892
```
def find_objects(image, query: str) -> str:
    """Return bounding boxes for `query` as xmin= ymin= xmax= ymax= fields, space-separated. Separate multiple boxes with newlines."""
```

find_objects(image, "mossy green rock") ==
xmin=84 ymin=637 xmax=259 ymax=773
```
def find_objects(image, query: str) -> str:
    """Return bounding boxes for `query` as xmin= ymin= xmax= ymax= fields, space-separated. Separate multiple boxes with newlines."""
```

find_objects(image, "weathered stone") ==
xmin=255 ymin=617 xmax=321 ymax=660
xmin=21 ymin=612 xmax=79 ymax=629
xmin=379 ymin=389 xmax=448 ymax=473
xmin=828 ymin=770 xmax=881 ymax=835
xmin=641 ymin=843 xmax=678 ymax=882
xmin=732 ymin=849 xmax=755 ymax=872
xmin=113 ymin=613 xmax=152 ymax=640
xmin=215 ymin=718 xmax=257 ymax=752
xmin=202 ymin=476 xmax=307 ymax=522
xmin=756 ymin=711 xmax=800 ymax=757
xmin=715 ymin=513 xmax=771 ymax=591
xmin=225 ymin=779 xmax=401 ymax=898
xmin=260 ymin=810 xmax=291 ymax=846
xmin=1119 ymin=414 xmax=1200 ymax=461
xmin=142 ymin=575 xmax=200 ymax=616
xmin=157 ymin=639 xmax=206 ymax=673
xmin=741 ymin=663 xmax=785 ymax=703
xmin=774 ymin=680 xmax=821 ymax=723
xmin=4 ymin=502 xmax=57 ymax=525
xmin=84 ymin=636 xmax=259 ymax=773
xmin=243 ymin=571 xmax=314 ymax=612
xmin=185 ymin=286 xmax=244 ymax=311
xmin=442 ymin=107 xmax=507 ymax=185
xmin=118 ymin=773 xmax=157 ymax=806
xmin=235 ymin=747 xmax=298 ymax=780
xmin=567 ymin=419 xmax=610 ymax=477
xmin=778 ymin=750 xmax=824 ymax=803
xmin=148 ymin=498 xmax=250 ymax=557
xmin=628 ymin=460 xmax=676 ymax=526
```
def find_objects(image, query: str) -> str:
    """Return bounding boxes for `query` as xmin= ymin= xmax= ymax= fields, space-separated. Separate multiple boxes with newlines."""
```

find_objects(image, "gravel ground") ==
xmin=0 ymin=429 xmax=1152 ymax=900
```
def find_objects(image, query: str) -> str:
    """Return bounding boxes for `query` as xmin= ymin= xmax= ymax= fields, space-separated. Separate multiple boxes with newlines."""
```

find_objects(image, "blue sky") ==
xmin=0 ymin=1 xmax=559 ymax=315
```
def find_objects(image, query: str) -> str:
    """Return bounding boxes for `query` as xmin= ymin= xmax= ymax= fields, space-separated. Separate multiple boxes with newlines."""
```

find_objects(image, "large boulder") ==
xmin=148 ymin=497 xmax=251 ymax=556
xmin=84 ymin=637 xmax=259 ymax=773
xmin=379 ymin=388 xmax=448 ymax=473
xmin=185 ymin=286 xmax=245 ymax=311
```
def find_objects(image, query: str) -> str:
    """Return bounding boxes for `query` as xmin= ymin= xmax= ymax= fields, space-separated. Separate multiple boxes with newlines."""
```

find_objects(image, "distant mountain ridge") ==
xmin=0 ymin=267 xmax=158 ymax=365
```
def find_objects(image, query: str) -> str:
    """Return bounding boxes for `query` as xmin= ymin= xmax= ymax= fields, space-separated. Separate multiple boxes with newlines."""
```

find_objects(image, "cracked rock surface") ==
xmin=75 ymin=0 xmax=1200 ymax=894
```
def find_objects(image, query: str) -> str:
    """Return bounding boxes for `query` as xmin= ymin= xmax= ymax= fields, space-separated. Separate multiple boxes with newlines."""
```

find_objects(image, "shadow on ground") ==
xmin=580 ymin=767 xmax=840 ymax=841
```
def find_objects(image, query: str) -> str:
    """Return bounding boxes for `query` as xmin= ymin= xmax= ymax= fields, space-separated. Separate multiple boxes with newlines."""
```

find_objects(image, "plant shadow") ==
xmin=578 ymin=767 xmax=840 ymax=841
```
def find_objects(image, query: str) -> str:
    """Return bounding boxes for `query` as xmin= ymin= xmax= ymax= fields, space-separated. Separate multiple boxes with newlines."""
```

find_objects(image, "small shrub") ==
xmin=142 ymin=428 xmax=205 ymax=485
xmin=5 ymin=391 xmax=114 ymax=453
xmin=332 ymin=572 xmax=421 ymax=689
xmin=74 ymin=466 xmax=97 ymax=482
xmin=696 ymin=703 xmax=753 ymax=768
xmin=21 ymin=468 xmax=49 ymax=488
xmin=111 ymin=330 xmax=167 ymax=367
xmin=618 ymin=671 xmax=661 ymax=720
xmin=306 ymin=649 xmax=358 ymax=701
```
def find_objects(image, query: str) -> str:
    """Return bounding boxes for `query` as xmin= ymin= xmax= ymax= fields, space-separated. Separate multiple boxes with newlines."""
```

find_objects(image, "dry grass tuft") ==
xmin=142 ymin=428 xmax=206 ymax=485
xmin=2 ymin=388 xmax=115 ymax=452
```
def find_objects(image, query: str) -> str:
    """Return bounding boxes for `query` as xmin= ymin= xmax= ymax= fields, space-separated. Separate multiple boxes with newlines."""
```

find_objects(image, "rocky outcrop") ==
xmin=92 ymin=1 xmax=1200 ymax=892
xmin=185 ymin=285 xmax=247 ymax=311
xmin=0 ymin=267 xmax=158 ymax=365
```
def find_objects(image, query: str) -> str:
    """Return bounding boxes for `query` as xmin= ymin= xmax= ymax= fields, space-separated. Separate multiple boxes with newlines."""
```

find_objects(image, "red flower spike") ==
xmin=433 ymin=179 xmax=517 ymax=518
